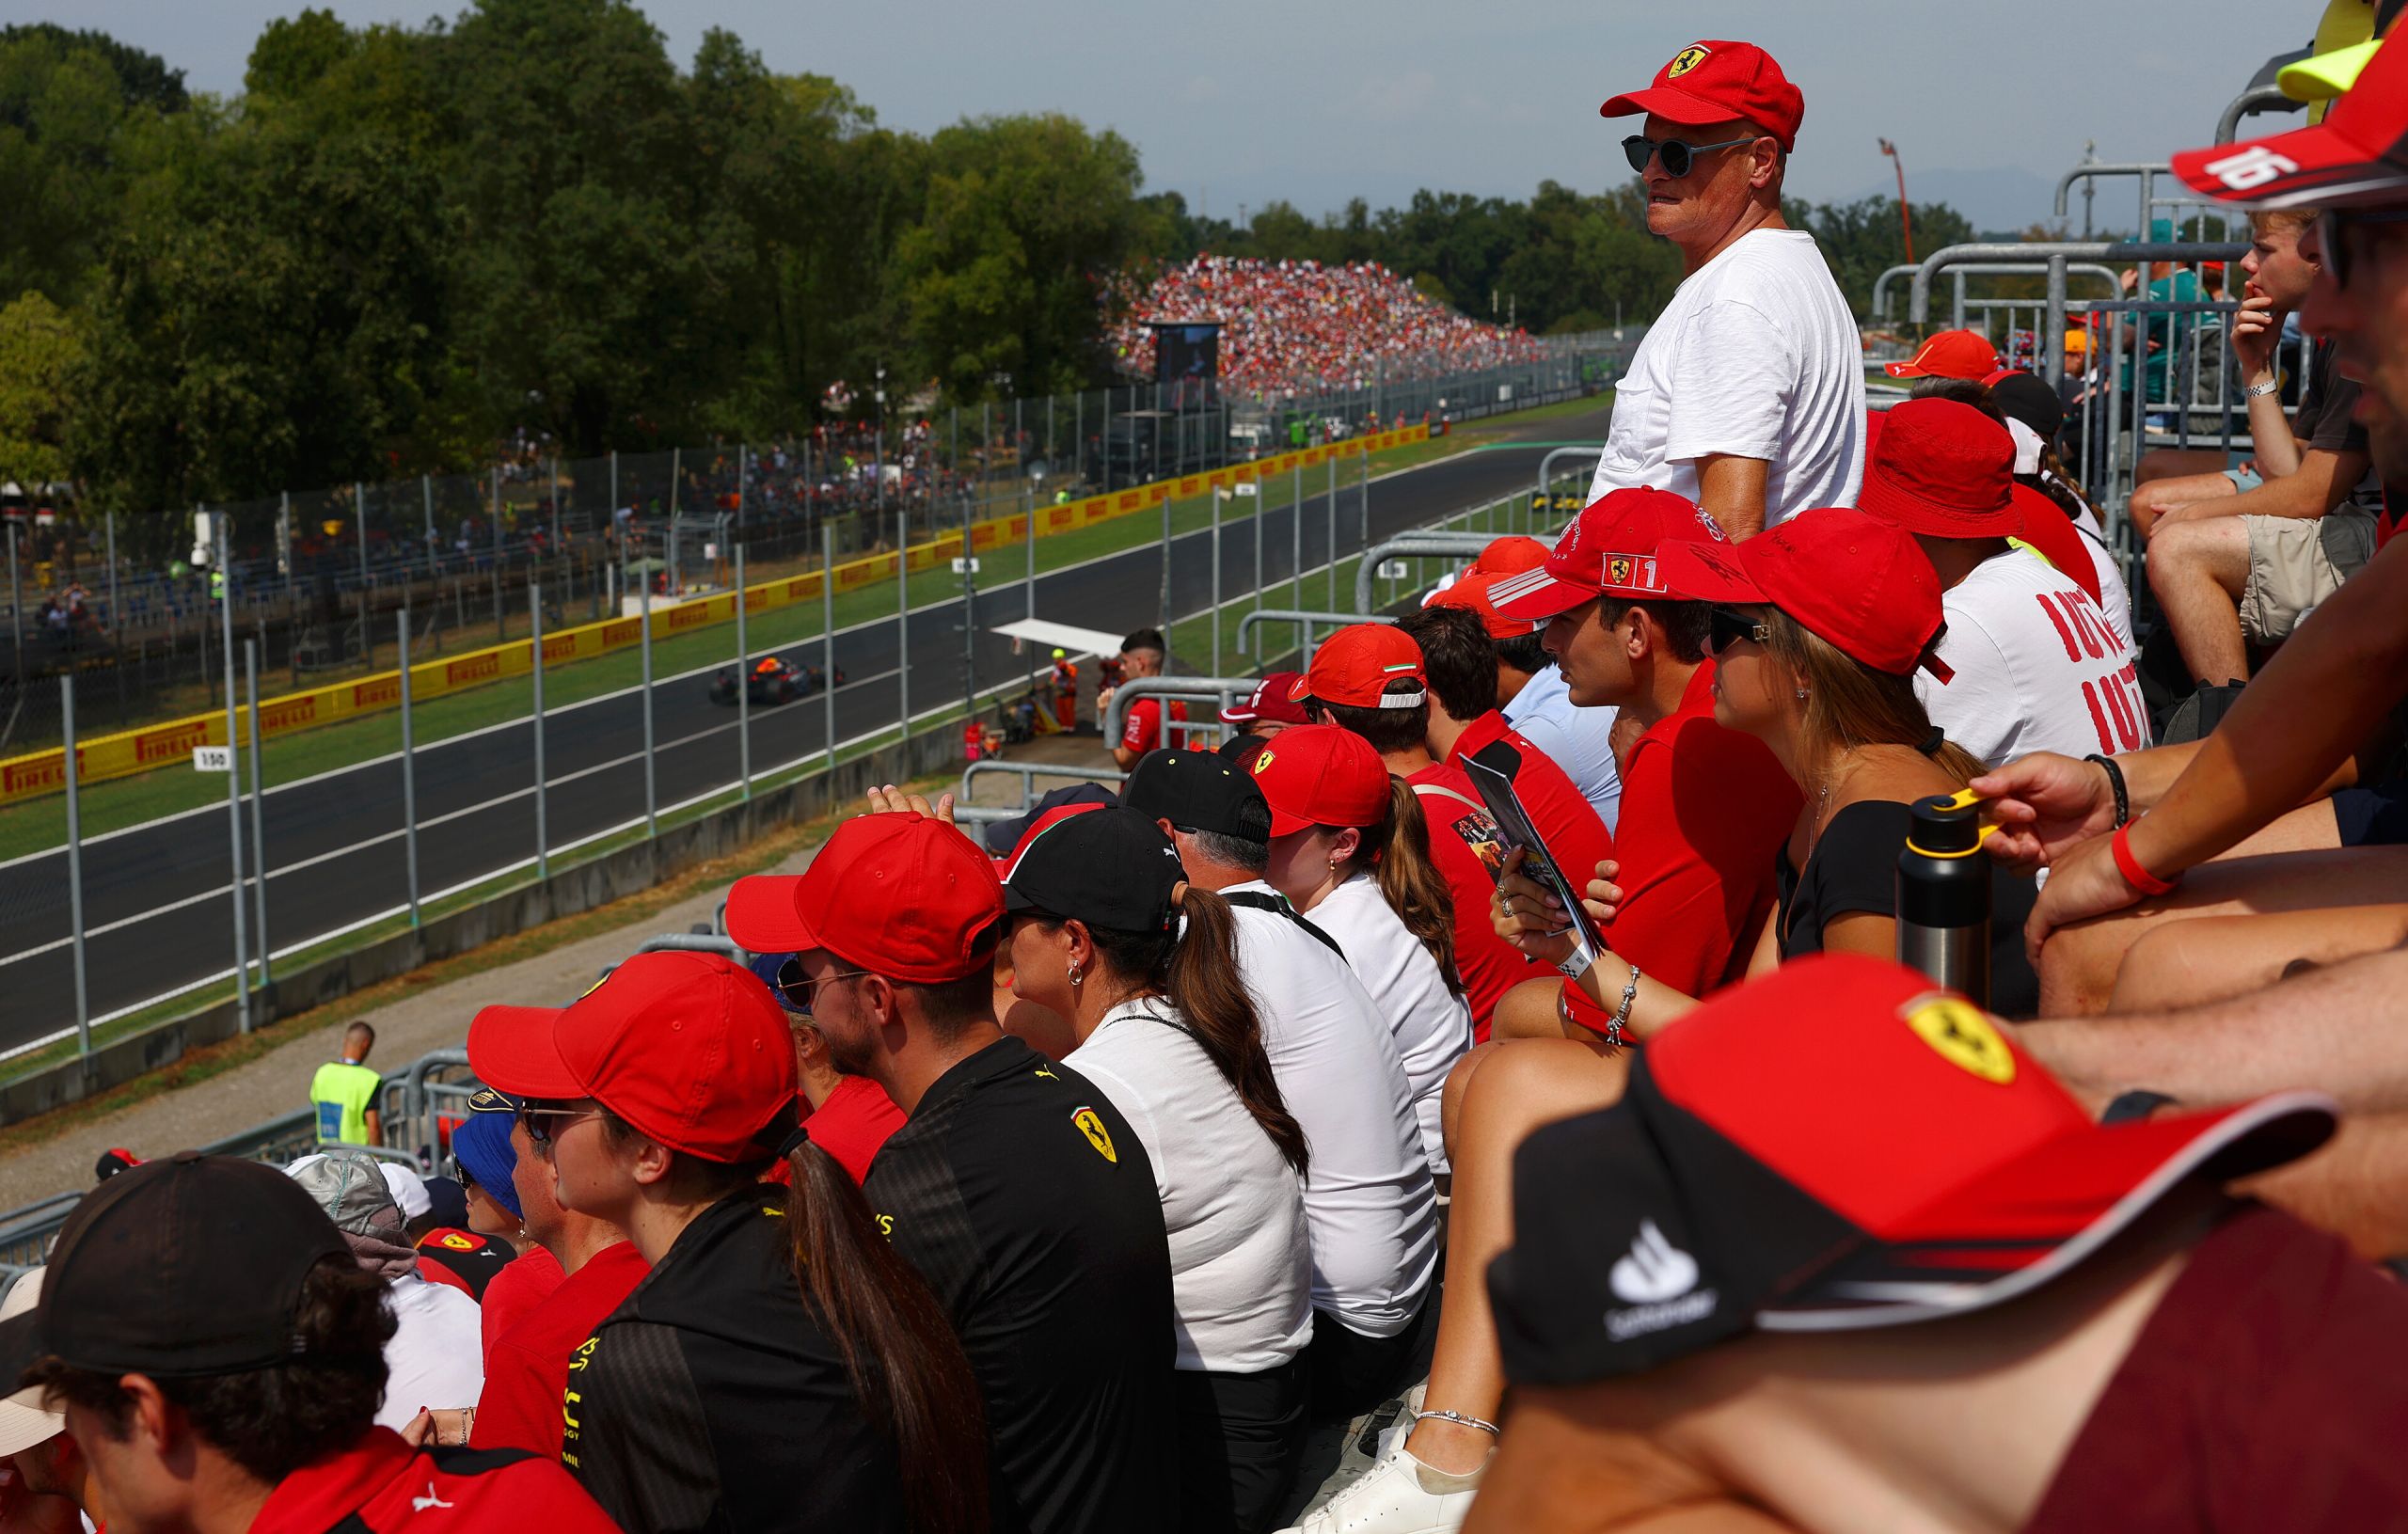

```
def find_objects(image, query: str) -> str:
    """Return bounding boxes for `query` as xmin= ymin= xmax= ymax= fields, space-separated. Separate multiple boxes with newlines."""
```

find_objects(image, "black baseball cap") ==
xmin=0 ymin=1152 xmax=349 ymax=1385
xmin=978 ymin=782 xmax=1119 ymax=855
xmin=1487 ymin=956 xmax=2334 ymax=1386
xmin=997 ymin=804 xmax=1184 ymax=934
xmin=1121 ymin=749 xmax=1272 ymax=841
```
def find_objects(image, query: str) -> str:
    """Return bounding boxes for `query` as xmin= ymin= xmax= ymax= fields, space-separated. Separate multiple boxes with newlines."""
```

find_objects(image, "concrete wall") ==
xmin=0 ymin=722 xmax=972 ymax=1126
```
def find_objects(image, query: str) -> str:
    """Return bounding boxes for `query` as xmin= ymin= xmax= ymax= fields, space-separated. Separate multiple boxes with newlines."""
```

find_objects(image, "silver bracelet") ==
xmin=1607 ymin=963 xmax=1641 ymax=1050
xmin=1414 ymin=1407 xmax=1501 ymax=1437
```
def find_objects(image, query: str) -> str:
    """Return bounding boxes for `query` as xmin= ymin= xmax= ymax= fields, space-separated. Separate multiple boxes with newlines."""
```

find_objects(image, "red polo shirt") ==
xmin=248 ymin=1426 xmax=619 ymax=1532
xmin=764 ymin=1074 xmax=908 ymax=1187
xmin=1405 ymin=757 xmax=1550 ymax=1041
xmin=471 ymin=1241 xmax=651 ymax=1459
xmin=1561 ymin=663 xmax=1798 ymax=1033
xmin=479 ymin=1246 xmax=564 ymax=1360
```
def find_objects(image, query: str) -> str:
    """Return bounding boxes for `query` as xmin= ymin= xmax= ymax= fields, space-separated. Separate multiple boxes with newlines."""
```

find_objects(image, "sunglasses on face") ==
xmin=1705 ymin=607 xmax=1771 ymax=656
xmin=773 ymin=957 xmax=870 ymax=1015
xmin=2316 ymin=207 xmax=2408 ymax=291
xmin=1622 ymin=134 xmax=1757 ymax=179
xmin=516 ymin=1100 xmax=603 ymax=1154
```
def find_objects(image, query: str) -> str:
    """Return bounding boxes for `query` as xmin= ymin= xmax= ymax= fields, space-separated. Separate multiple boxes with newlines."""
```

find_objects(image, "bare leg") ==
xmin=1408 ymin=1040 xmax=1630 ymax=1476
xmin=2036 ymin=846 xmax=2408 ymax=1016
xmin=1465 ymin=1384 xmax=1791 ymax=1534
xmin=1489 ymin=975 xmax=1576 ymax=1042
xmin=2146 ymin=515 xmax=2251 ymax=685
xmin=2106 ymin=906 xmax=2408 ymax=1012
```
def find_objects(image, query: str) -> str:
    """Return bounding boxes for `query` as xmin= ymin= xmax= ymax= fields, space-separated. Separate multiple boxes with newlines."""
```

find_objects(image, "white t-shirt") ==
xmin=1301 ymin=873 xmax=1473 ymax=1177
xmin=1587 ymin=229 xmax=1866 ymax=528
xmin=1501 ymin=664 xmax=1624 ymax=833
xmin=1069 ymin=998 xmax=1314 ymax=1374
xmin=1224 ymin=881 xmax=1439 ymax=1339
xmin=379 ymin=1273 xmax=485 ymax=1431
xmin=1918 ymin=547 xmax=2153 ymax=768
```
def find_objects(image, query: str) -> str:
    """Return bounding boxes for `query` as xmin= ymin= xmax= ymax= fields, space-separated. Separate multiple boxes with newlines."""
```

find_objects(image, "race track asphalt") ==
xmin=0 ymin=407 xmax=1608 ymax=1051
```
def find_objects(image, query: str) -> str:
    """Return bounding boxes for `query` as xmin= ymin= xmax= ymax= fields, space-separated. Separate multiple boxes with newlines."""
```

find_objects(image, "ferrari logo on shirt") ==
xmin=1667 ymin=44 xmax=1710 ymax=77
xmin=433 ymin=1231 xmax=483 ymax=1252
xmin=1071 ymin=1106 xmax=1118 ymax=1162
xmin=1903 ymin=997 xmax=2016 ymax=1085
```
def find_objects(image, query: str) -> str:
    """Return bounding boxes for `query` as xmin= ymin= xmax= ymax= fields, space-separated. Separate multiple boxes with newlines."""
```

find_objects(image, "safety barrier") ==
xmin=1351 ymin=532 xmax=1505 ymax=614
xmin=1235 ymin=609 xmax=1396 ymax=666
xmin=1101 ymin=677 xmax=1263 ymax=753
xmin=0 ymin=426 xmax=1433 ymax=807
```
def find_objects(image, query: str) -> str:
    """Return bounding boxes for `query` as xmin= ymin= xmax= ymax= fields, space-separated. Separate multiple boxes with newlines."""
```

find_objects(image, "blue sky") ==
xmin=26 ymin=0 xmax=2307 ymax=231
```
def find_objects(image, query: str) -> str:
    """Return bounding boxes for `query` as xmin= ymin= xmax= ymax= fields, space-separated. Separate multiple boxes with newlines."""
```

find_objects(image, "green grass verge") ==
xmin=0 ymin=395 xmax=1607 ymax=862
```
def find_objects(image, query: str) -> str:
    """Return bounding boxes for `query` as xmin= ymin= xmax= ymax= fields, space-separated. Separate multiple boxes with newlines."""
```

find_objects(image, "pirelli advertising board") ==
xmin=0 ymin=426 xmax=1427 ymax=805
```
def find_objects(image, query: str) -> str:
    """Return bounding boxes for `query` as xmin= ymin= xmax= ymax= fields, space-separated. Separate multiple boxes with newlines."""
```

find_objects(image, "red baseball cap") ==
xmin=1220 ymin=672 xmax=1310 ymax=726
xmin=1468 ymin=535 xmax=1551 ymax=577
xmin=468 ymin=951 xmax=799 ymax=1163
xmin=1857 ymin=398 xmax=2023 ymax=539
xmin=1663 ymin=507 xmax=1951 ymax=678
xmin=1291 ymin=623 xmax=1426 ymax=709
xmin=1490 ymin=486 xmax=1729 ymax=621
xmin=726 ymin=811 xmax=1006 ymax=984
xmin=1247 ymin=724 xmax=1390 ymax=834
xmin=1426 ymin=573 xmax=1540 ymax=639
xmin=1882 ymin=329 xmax=2002 ymax=381
xmin=2173 ymin=26 xmax=2408 ymax=208
xmin=1487 ymin=954 xmax=2336 ymax=1384
xmin=1600 ymin=40 xmax=1805 ymax=153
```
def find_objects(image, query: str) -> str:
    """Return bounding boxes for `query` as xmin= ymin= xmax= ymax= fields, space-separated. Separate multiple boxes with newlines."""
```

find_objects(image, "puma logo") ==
xmin=412 ymin=1481 xmax=454 ymax=1512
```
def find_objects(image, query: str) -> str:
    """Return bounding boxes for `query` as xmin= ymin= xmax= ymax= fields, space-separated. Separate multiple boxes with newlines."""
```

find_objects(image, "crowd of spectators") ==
xmin=16 ymin=24 xmax=2408 ymax=1534
xmin=1102 ymin=256 xmax=1550 ymax=398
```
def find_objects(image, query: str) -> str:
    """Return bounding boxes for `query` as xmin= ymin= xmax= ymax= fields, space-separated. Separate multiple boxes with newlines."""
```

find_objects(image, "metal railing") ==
xmin=1352 ymin=532 xmax=1505 ymax=614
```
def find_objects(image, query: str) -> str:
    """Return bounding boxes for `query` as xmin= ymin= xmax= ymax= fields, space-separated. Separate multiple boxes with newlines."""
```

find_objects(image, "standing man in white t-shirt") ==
xmin=1592 ymin=40 xmax=1866 ymax=537
xmin=1860 ymin=399 xmax=2150 ymax=767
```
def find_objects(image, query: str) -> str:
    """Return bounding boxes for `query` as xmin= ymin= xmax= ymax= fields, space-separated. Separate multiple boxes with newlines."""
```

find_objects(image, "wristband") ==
xmin=2244 ymin=379 xmax=2281 ymax=398
xmin=2111 ymin=822 xmax=2180 ymax=896
xmin=2083 ymin=752 xmax=2130 ymax=829
xmin=1555 ymin=949 xmax=1594 ymax=981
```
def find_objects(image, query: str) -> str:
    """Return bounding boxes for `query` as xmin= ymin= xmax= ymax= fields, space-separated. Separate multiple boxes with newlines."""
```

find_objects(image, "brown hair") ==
xmin=1337 ymin=776 xmax=1463 ymax=996
xmin=1757 ymin=608 xmax=1988 ymax=788
xmin=1307 ymin=679 xmax=1431 ymax=755
xmin=2251 ymin=206 xmax=2318 ymax=236
xmin=1038 ymin=890 xmax=1308 ymax=1176
xmin=602 ymin=1119 xmax=990 ymax=1532
xmin=1393 ymin=606 xmax=1497 ymax=722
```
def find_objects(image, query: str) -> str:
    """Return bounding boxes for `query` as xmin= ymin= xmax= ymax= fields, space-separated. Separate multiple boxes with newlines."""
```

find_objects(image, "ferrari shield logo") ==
xmin=1608 ymin=556 xmax=1634 ymax=587
xmin=1904 ymin=997 xmax=2015 ymax=1085
xmin=1667 ymin=44 xmax=1710 ymax=78
xmin=1072 ymin=1106 xmax=1118 ymax=1162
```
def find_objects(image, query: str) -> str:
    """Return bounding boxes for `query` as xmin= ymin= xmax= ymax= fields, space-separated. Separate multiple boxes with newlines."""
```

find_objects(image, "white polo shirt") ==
xmin=1069 ymin=997 xmax=1314 ymax=1374
xmin=1918 ymin=546 xmax=2152 ymax=767
xmin=1587 ymin=228 xmax=1865 ymax=528
xmin=1300 ymin=872 xmax=1474 ymax=1178
xmin=1224 ymin=881 xmax=1439 ymax=1339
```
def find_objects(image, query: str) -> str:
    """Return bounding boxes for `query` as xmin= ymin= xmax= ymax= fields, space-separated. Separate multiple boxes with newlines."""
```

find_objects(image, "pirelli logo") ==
xmin=353 ymin=675 xmax=401 ymax=709
xmin=2 ymin=755 xmax=68 ymax=796
xmin=135 ymin=722 xmax=211 ymax=766
xmin=446 ymin=653 xmax=500 ymax=687
xmin=260 ymin=697 xmax=317 ymax=732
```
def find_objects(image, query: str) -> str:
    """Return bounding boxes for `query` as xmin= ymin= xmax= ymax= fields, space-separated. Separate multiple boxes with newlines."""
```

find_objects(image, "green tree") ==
xmin=0 ymin=291 xmax=83 ymax=486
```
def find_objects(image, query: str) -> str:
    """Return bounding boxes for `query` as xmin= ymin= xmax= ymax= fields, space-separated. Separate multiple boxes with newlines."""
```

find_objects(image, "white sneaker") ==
xmin=1279 ymin=1437 xmax=1483 ymax=1534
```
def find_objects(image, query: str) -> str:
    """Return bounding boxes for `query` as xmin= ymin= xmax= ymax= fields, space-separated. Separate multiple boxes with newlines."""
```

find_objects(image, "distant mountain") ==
xmin=1829 ymin=166 xmax=2066 ymax=239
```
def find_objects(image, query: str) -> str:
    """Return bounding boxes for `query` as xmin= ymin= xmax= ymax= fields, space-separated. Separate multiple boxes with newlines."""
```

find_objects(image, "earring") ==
xmin=1069 ymin=963 xmax=1084 ymax=988
xmin=1795 ymin=689 xmax=1809 ymax=702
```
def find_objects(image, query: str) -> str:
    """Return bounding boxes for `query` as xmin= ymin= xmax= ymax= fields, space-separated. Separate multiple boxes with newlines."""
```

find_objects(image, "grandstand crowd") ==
xmin=1104 ymin=256 xmax=1550 ymax=398
xmin=9 ymin=22 xmax=2408 ymax=1534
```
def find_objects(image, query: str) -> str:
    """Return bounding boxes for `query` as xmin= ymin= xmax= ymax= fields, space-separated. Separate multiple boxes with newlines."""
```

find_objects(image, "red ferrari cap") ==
xmin=1488 ymin=954 xmax=2336 ymax=1384
xmin=1882 ymin=329 xmax=2002 ymax=381
xmin=1247 ymin=724 xmax=1390 ymax=835
xmin=1292 ymin=624 xmax=1426 ymax=709
xmin=2172 ymin=26 xmax=2408 ymax=207
xmin=1490 ymin=487 xmax=1729 ymax=621
xmin=1663 ymin=507 xmax=1949 ymax=678
xmin=1857 ymin=398 xmax=2022 ymax=539
xmin=467 ymin=951 xmax=799 ymax=1163
xmin=1600 ymin=40 xmax=1805 ymax=153
xmin=725 ymin=812 xmax=1006 ymax=984
xmin=1468 ymin=535 xmax=1551 ymax=577
xmin=1220 ymin=672 xmax=1309 ymax=726
xmin=1427 ymin=573 xmax=1540 ymax=639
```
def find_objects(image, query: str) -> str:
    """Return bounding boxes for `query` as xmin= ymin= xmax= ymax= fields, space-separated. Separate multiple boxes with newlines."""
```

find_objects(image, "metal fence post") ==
xmin=420 ymin=476 xmax=436 ymax=578
xmin=491 ymin=467 xmax=504 ymax=640
xmin=531 ymin=582 xmax=549 ymax=878
xmin=640 ymin=541 xmax=657 ymax=841
xmin=354 ymin=482 xmax=368 ymax=599
xmin=104 ymin=511 xmax=120 ymax=718
xmin=735 ymin=545 xmax=750 ymax=799
xmin=1291 ymin=463 xmax=1303 ymax=611
xmin=246 ymin=640 xmax=269 ymax=991
xmin=1159 ymin=496 xmax=1174 ymax=670
xmin=60 ymin=674 xmax=87 ymax=1055
xmin=1025 ymin=494 xmax=1037 ymax=621
xmin=1211 ymin=487 xmax=1223 ymax=676
xmin=896 ymin=508 xmax=911 ymax=733
xmin=399 ymin=609 xmax=420 ymax=929
xmin=823 ymin=527 xmax=837 ymax=775
xmin=1326 ymin=457 xmax=1339 ymax=609
xmin=219 ymin=520 xmax=251 ymax=1032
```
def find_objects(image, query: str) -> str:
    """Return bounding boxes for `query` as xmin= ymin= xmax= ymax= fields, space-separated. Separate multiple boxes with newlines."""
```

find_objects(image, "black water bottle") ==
xmin=1896 ymin=790 xmax=1991 ymax=1007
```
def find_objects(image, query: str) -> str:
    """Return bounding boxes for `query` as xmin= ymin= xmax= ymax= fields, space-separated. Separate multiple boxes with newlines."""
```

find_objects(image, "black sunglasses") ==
xmin=2316 ymin=207 xmax=2408 ymax=291
xmin=773 ymin=956 xmax=870 ymax=1015
xmin=1622 ymin=134 xmax=1756 ymax=179
xmin=1705 ymin=607 xmax=1771 ymax=656
xmin=515 ymin=1099 xmax=603 ymax=1153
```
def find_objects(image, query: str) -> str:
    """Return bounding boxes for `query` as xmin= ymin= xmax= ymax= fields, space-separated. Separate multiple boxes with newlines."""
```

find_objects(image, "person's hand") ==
xmin=1971 ymin=751 xmax=2119 ymax=868
xmin=2229 ymin=290 xmax=2281 ymax=376
xmin=1095 ymin=685 xmax=1116 ymax=717
xmin=1492 ymin=848 xmax=1576 ymax=966
xmin=865 ymin=784 xmax=955 ymax=823
xmin=2023 ymin=829 xmax=2145 ymax=962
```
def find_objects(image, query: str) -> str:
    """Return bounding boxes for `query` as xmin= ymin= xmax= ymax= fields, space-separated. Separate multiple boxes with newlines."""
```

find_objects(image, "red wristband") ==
xmin=2111 ymin=822 xmax=2180 ymax=896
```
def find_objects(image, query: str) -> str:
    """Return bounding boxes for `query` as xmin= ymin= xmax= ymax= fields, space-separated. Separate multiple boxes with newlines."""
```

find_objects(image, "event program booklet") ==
xmin=1461 ymin=736 xmax=1608 ymax=975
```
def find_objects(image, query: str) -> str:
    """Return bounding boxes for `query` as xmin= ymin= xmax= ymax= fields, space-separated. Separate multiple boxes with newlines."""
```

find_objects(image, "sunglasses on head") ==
xmin=1705 ymin=606 xmax=1771 ymax=656
xmin=2316 ymin=206 xmax=2408 ymax=291
xmin=1623 ymin=134 xmax=1757 ymax=179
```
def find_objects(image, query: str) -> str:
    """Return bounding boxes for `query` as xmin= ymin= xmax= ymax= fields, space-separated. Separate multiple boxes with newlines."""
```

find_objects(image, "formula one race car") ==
xmin=709 ymin=655 xmax=842 ymax=706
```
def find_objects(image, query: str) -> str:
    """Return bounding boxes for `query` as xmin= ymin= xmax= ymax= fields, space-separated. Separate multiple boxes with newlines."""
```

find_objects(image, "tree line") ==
xmin=0 ymin=2 xmax=1970 ymax=517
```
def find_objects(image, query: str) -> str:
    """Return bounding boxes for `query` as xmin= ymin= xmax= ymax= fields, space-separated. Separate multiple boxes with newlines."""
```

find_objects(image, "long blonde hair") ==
xmin=1759 ymin=608 xmax=1988 ymax=792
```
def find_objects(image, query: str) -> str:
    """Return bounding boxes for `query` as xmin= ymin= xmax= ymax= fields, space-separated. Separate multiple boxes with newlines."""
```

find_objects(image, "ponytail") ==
xmin=783 ymin=1140 xmax=990 ymax=1534
xmin=1161 ymin=889 xmax=1310 ymax=1177
xmin=1357 ymin=776 xmax=1463 ymax=996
